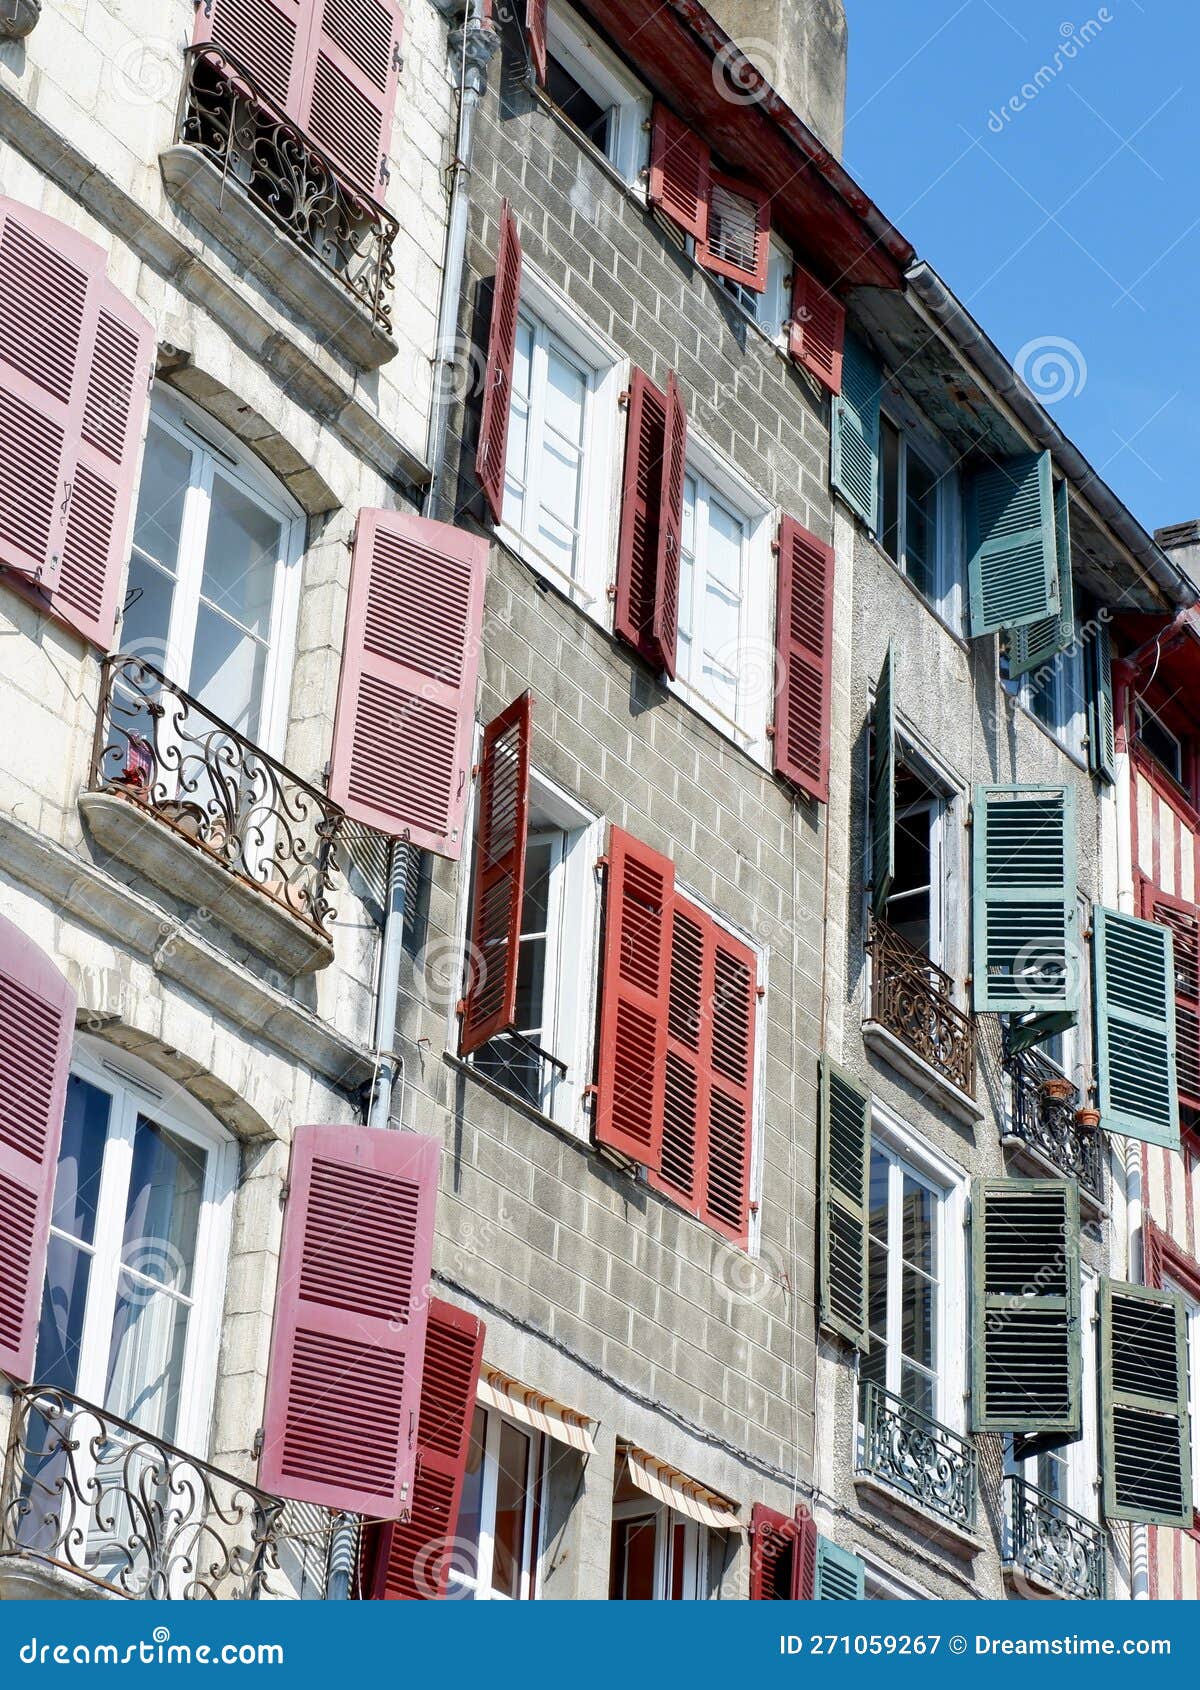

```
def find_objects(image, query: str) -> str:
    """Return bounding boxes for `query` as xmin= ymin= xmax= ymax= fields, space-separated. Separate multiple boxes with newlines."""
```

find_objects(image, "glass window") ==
xmin=678 ymin=470 xmax=747 ymax=728
xmin=543 ymin=5 xmax=649 ymax=184
xmin=449 ymin=1406 xmax=543 ymax=1600
xmin=1136 ymin=700 xmax=1186 ymax=788
xmin=861 ymin=1138 xmax=944 ymax=1424
xmin=1022 ymin=629 xmax=1088 ymax=760
xmin=881 ymin=765 xmax=948 ymax=969
xmin=609 ymin=1459 xmax=712 ymax=1601
xmin=877 ymin=410 xmax=958 ymax=620
xmin=502 ymin=311 xmax=596 ymax=589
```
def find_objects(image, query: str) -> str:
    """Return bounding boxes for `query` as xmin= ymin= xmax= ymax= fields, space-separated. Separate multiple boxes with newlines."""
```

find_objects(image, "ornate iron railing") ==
xmin=1004 ymin=1475 xmax=1106 ymax=1599
xmin=867 ymin=919 xmax=976 ymax=1096
xmin=90 ymin=655 xmax=344 ymax=939
xmin=176 ymin=43 xmax=398 ymax=337
xmin=859 ymin=1380 xmax=978 ymax=1531
xmin=1005 ymin=1042 xmax=1105 ymax=1202
xmin=0 ymin=1386 xmax=286 ymax=1599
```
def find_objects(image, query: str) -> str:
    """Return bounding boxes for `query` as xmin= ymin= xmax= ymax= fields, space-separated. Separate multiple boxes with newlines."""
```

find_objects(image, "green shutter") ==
xmin=966 ymin=450 xmax=1058 ymax=638
xmin=972 ymin=785 xmax=1079 ymax=1015
xmin=818 ymin=1055 xmax=870 ymax=1350
xmin=1092 ymin=906 xmax=1179 ymax=1149
xmin=870 ymin=641 xmax=896 ymax=917
xmin=1006 ymin=1008 xmax=1078 ymax=1058
xmin=970 ymin=1179 xmax=1081 ymax=1435
xmin=831 ymin=335 xmax=881 ymax=530
xmin=1101 ymin=1279 xmax=1192 ymax=1527
xmin=1087 ymin=619 xmax=1117 ymax=784
xmin=1009 ymin=477 xmax=1075 ymax=678
xmin=814 ymin=1536 xmax=865 ymax=1599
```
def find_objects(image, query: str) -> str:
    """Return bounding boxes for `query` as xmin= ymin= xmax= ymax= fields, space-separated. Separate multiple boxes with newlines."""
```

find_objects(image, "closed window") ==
xmin=450 ymin=1405 xmax=544 ymax=1600
xmin=610 ymin=1461 xmax=713 ymax=1601
xmin=861 ymin=1137 xmax=944 ymax=1422
xmin=877 ymin=401 xmax=961 ymax=627
xmin=1136 ymin=698 xmax=1187 ymax=790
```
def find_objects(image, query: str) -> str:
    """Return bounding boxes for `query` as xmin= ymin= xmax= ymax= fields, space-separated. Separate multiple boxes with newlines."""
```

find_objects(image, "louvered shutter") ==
xmin=795 ymin=1507 xmax=817 ymax=1599
xmin=1101 ymin=1279 xmax=1191 ymax=1527
xmin=1092 ymin=906 xmax=1179 ymax=1149
xmin=972 ymin=785 xmax=1078 ymax=1016
xmin=970 ymin=1179 xmax=1080 ymax=1435
xmin=460 ymin=692 xmax=532 ymax=1057
xmin=193 ymin=0 xmax=308 ymax=113
xmin=870 ymin=642 xmax=895 ymax=917
xmin=0 ymin=199 xmax=154 ymax=646
xmin=966 ymin=450 xmax=1058 ymax=639
xmin=329 ymin=509 xmax=486 ymax=859
xmin=1009 ymin=476 xmax=1074 ymax=679
xmin=615 ymin=367 xmax=685 ymax=678
xmin=697 ymin=172 xmax=771 ymax=293
xmin=476 ymin=201 xmax=522 ymax=526
xmin=0 ymin=917 xmax=75 ymax=1384
xmin=831 ymin=334 xmax=880 ymax=530
xmin=772 ymin=515 xmax=834 ymax=803
xmin=525 ymin=0 xmax=547 ymax=85
xmin=749 ymin=1504 xmax=798 ymax=1600
xmin=1142 ymin=886 xmax=1200 ymax=1112
xmin=1087 ymin=620 xmax=1117 ymax=783
xmin=647 ymin=105 xmax=710 ymax=245
xmin=302 ymin=0 xmax=405 ymax=199
xmin=814 ymin=1537 xmax=864 ymax=1599
xmin=594 ymin=828 xmax=673 ymax=1169
xmin=259 ymin=1126 xmax=440 ymax=1517
xmin=789 ymin=265 xmax=844 ymax=395
xmin=818 ymin=1055 xmax=870 ymax=1349
xmin=367 ymin=1297 xmax=485 ymax=1599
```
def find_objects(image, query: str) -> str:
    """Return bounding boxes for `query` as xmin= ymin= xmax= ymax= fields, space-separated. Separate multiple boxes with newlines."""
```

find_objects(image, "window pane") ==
xmin=904 ymin=448 xmax=939 ymax=600
xmin=450 ymin=1408 xmax=487 ymax=1598
xmin=880 ymin=417 xmax=901 ymax=563
xmin=868 ymin=1147 xmax=889 ymax=1240
xmin=199 ymin=475 xmax=282 ymax=640
xmin=120 ymin=553 xmax=177 ymax=673
xmin=901 ymin=1266 xmax=935 ymax=1372
xmin=543 ymin=347 xmax=587 ymax=448
xmin=490 ymin=1419 xmax=532 ymax=1598
xmin=104 ymin=1277 xmax=191 ymax=1441
xmin=34 ymin=1235 xmax=93 ymax=1393
xmin=52 ymin=1075 xmax=110 ymax=1245
xmin=900 ymin=1361 xmax=935 ymax=1420
xmin=189 ymin=603 xmax=268 ymax=739
xmin=121 ymin=1117 xmax=205 ymax=1298
xmin=521 ymin=838 xmax=556 ymax=934
xmin=613 ymin=1516 xmax=657 ymax=1599
xmin=132 ymin=423 xmax=191 ymax=575
xmin=901 ymin=1175 xmax=935 ymax=1276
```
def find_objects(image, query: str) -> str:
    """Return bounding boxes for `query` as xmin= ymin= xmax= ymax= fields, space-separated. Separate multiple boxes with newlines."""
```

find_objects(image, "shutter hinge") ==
xmin=251 ymin=1427 xmax=264 ymax=1460
xmin=595 ymin=854 xmax=609 ymax=870
xmin=455 ymin=998 xmax=467 ymax=1018
xmin=771 ymin=539 xmax=781 ymax=555
xmin=379 ymin=157 xmax=392 ymax=190
xmin=765 ymin=724 xmax=776 ymax=740
xmin=393 ymin=41 xmax=404 ymax=74
xmin=618 ymin=389 xmax=631 ymax=410
xmin=756 ymin=984 xmax=766 ymax=999
xmin=606 ymin=583 xmax=618 ymax=601
xmin=582 ymin=1084 xmax=598 ymax=1104
xmin=279 ymin=1180 xmax=290 ymax=1206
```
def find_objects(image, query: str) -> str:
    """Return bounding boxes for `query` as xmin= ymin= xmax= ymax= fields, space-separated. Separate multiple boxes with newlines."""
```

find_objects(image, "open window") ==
xmin=716 ymin=238 xmax=792 ymax=343
xmin=448 ymin=1403 xmax=545 ymax=1601
xmin=542 ymin=3 xmax=650 ymax=186
xmin=877 ymin=391 xmax=962 ymax=630
xmin=609 ymin=1448 xmax=734 ymax=1600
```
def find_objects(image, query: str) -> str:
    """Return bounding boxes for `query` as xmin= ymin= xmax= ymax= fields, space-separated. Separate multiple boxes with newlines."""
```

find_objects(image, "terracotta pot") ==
xmin=1075 ymin=1108 xmax=1102 ymax=1132
xmin=1039 ymin=1076 xmax=1075 ymax=1102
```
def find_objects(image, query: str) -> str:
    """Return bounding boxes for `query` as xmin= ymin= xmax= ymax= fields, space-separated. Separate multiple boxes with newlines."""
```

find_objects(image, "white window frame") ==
xmin=1004 ymin=1270 xmax=1101 ymax=1530
xmin=1017 ymin=611 xmax=1087 ymax=762
xmin=716 ymin=237 xmax=792 ymax=347
xmin=876 ymin=384 xmax=964 ymax=633
xmin=543 ymin=3 xmax=651 ymax=187
xmin=610 ymin=1496 xmax=711 ymax=1600
xmin=869 ymin=724 xmax=966 ymax=992
xmin=1165 ymin=1275 xmax=1200 ymax=1516
xmin=449 ymin=1403 xmax=546 ymax=1601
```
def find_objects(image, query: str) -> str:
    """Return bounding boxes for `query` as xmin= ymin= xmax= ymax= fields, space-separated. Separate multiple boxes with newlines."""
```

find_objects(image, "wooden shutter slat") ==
xmin=870 ymin=641 xmax=895 ymax=916
xmin=789 ymin=265 xmax=844 ymax=395
xmin=647 ymin=105 xmax=710 ymax=244
xmin=330 ymin=509 xmax=487 ymax=858
xmin=966 ymin=450 xmax=1058 ymax=638
xmin=830 ymin=334 xmax=880 ymax=529
xmin=615 ymin=367 xmax=685 ymax=677
xmin=595 ymin=828 xmax=673 ymax=1169
xmin=772 ymin=514 xmax=834 ymax=803
xmin=1009 ymin=477 xmax=1075 ymax=679
xmin=1101 ymin=1279 xmax=1192 ymax=1527
xmin=476 ymin=201 xmax=522 ymax=526
xmin=749 ymin=1503 xmax=797 ymax=1600
xmin=814 ymin=1536 xmax=865 ymax=1599
xmin=1087 ymin=619 xmax=1117 ymax=784
xmin=795 ymin=1507 xmax=817 ymax=1600
xmin=972 ymin=785 xmax=1078 ymax=1016
xmin=697 ymin=172 xmax=771 ymax=293
xmin=193 ymin=0 xmax=308 ymax=113
xmin=1093 ymin=906 xmax=1179 ymax=1149
xmin=302 ymin=0 xmax=405 ymax=199
xmin=525 ymin=0 xmax=547 ymax=85
xmin=818 ymin=1055 xmax=870 ymax=1349
xmin=460 ymin=692 xmax=533 ymax=1057
xmin=259 ymin=1125 xmax=440 ymax=1518
xmin=0 ymin=915 xmax=75 ymax=1385
xmin=1142 ymin=886 xmax=1200 ymax=1111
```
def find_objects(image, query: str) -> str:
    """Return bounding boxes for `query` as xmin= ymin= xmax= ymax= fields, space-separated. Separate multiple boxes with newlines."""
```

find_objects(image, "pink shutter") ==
xmin=476 ymin=201 xmax=522 ymax=525
xmin=648 ymin=105 xmax=710 ymax=245
xmin=615 ymin=367 xmax=685 ymax=677
xmin=789 ymin=266 xmax=845 ymax=395
xmin=302 ymin=0 xmax=405 ymax=199
xmin=460 ymin=692 xmax=533 ymax=1056
xmin=795 ymin=1506 xmax=818 ymax=1599
xmin=697 ymin=171 xmax=771 ymax=293
xmin=193 ymin=0 xmax=309 ymax=114
xmin=0 ymin=915 xmax=75 ymax=1384
xmin=329 ymin=509 xmax=487 ymax=859
xmin=259 ymin=1125 xmax=440 ymax=1518
xmin=772 ymin=514 xmax=834 ymax=804
xmin=526 ymin=0 xmax=548 ymax=85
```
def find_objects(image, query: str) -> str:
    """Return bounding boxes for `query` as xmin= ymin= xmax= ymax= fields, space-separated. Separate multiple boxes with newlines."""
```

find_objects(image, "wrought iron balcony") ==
xmin=1004 ymin=1042 xmax=1105 ymax=1203
xmin=0 ymin=1386 xmax=287 ymax=1599
xmin=88 ymin=655 xmax=344 ymax=948
xmin=1004 ymin=1475 xmax=1106 ymax=1600
xmin=866 ymin=919 xmax=976 ymax=1097
xmin=859 ymin=1380 xmax=978 ymax=1532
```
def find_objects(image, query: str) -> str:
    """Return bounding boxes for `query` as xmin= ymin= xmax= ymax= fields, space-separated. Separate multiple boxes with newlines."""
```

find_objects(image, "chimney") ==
xmin=1156 ymin=521 xmax=1200 ymax=590
xmin=703 ymin=0 xmax=848 ymax=159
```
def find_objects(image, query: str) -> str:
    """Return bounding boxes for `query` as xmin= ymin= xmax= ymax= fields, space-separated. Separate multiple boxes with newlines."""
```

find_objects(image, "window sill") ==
xmin=1009 ymin=695 xmax=1088 ymax=773
xmin=853 ymin=1474 xmax=985 ymax=1560
xmin=862 ymin=1019 xmax=983 ymax=1128
xmin=444 ymin=1051 xmax=588 ymax=1148
xmin=862 ymin=534 xmax=969 ymax=651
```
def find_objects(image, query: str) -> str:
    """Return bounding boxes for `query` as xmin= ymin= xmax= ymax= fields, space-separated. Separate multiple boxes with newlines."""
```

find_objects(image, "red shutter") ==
xmin=697 ymin=172 xmax=771 ymax=293
xmin=303 ymin=0 xmax=405 ymax=199
xmin=795 ymin=1506 xmax=817 ymax=1599
xmin=367 ymin=1297 xmax=485 ymax=1600
xmin=0 ymin=199 xmax=154 ymax=647
xmin=615 ymin=367 xmax=686 ymax=677
xmin=595 ymin=828 xmax=674 ymax=1169
xmin=0 ymin=915 xmax=75 ymax=1384
xmin=749 ymin=1503 xmax=798 ymax=1600
xmin=193 ymin=0 xmax=308 ymax=113
xmin=654 ymin=372 xmax=686 ymax=680
xmin=648 ymin=105 xmax=710 ymax=244
xmin=329 ymin=509 xmax=487 ymax=859
xmin=772 ymin=514 xmax=834 ymax=804
xmin=789 ymin=266 xmax=845 ymax=395
xmin=526 ymin=0 xmax=547 ymax=85
xmin=1141 ymin=884 xmax=1200 ymax=1111
xmin=460 ymin=692 xmax=532 ymax=1057
xmin=259 ymin=1125 xmax=440 ymax=1518
xmin=476 ymin=201 xmax=522 ymax=526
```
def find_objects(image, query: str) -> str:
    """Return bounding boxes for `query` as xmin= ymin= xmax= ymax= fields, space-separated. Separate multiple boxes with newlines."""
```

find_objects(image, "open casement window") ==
xmin=525 ymin=0 xmax=547 ymax=85
xmin=772 ymin=515 xmax=834 ymax=803
xmin=971 ymin=785 xmax=1078 ymax=1018
xmin=1086 ymin=619 xmax=1117 ymax=784
xmin=477 ymin=201 xmax=523 ymax=526
xmin=1008 ymin=479 xmax=1075 ymax=679
xmin=870 ymin=643 xmax=896 ymax=917
xmin=970 ymin=1179 xmax=1081 ymax=1436
xmin=329 ymin=508 xmax=486 ymax=858
xmin=817 ymin=1056 xmax=870 ymax=1349
xmin=814 ymin=1537 xmax=865 ymax=1599
xmin=1101 ymin=1280 xmax=1192 ymax=1527
xmin=789 ymin=265 xmax=844 ymax=394
xmin=647 ymin=103 xmax=710 ymax=245
xmin=749 ymin=1505 xmax=816 ymax=1600
xmin=539 ymin=4 xmax=649 ymax=185
xmin=0 ymin=198 xmax=154 ymax=647
xmin=647 ymin=107 xmax=770 ymax=292
xmin=965 ymin=450 xmax=1059 ymax=640
xmin=831 ymin=334 xmax=881 ymax=530
xmin=615 ymin=367 xmax=686 ymax=677
xmin=1140 ymin=885 xmax=1200 ymax=1114
xmin=259 ymin=1126 xmax=439 ymax=1518
xmin=1092 ymin=906 xmax=1179 ymax=1149
xmin=447 ymin=1401 xmax=545 ymax=1600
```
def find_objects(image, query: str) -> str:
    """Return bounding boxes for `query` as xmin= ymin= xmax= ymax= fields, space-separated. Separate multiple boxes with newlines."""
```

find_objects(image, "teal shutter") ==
xmin=1101 ymin=1280 xmax=1192 ymax=1527
xmin=972 ymin=785 xmax=1078 ymax=1015
xmin=870 ymin=641 xmax=895 ymax=917
xmin=970 ymin=1179 xmax=1081 ymax=1435
xmin=818 ymin=1056 xmax=870 ymax=1350
xmin=1006 ymin=1008 xmax=1078 ymax=1058
xmin=1092 ymin=906 xmax=1179 ymax=1148
xmin=814 ymin=1537 xmax=865 ymax=1599
xmin=1087 ymin=619 xmax=1117 ymax=784
xmin=966 ymin=450 xmax=1058 ymax=638
xmin=1009 ymin=477 xmax=1075 ymax=678
xmin=831 ymin=335 xmax=880 ymax=530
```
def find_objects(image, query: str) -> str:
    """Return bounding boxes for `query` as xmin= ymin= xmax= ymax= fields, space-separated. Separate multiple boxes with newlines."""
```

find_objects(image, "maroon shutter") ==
xmin=460 ymin=692 xmax=533 ymax=1057
xmin=615 ymin=367 xmax=686 ymax=677
xmin=302 ymin=0 xmax=405 ymax=199
xmin=750 ymin=1504 xmax=799 ymax=1600
xmin=526 ymin=0 xmax=548 ymax=85
xmin=259 ymin=1126 xmax=440 ymax=1518
xmin=595 ymin=828 xmax=674 ymax=1169
xmin=697 ymin=172 xmax=771 ymax=293
xmin=648 ymin=105 xmax=710 ymax=245
xmin=476 ymin=201 xmax=522 ymax=525
xmin=789 ymin=266 xmax=845 ymax=395
xmin=193 ymin=0 xmax=309 ymax=113
xmin=0 ymin=916 xmax=75 ymax=1384
xmin=795 ymin=1506 xmax=818 ymax=1599
xmin=772 ymin=514 xmax=835 ymax=804
xmin=367 ymin=1297 xmax=485 ymax=1600
xmin=329 ymin=509 xmax=487 ymax=859
xmin=653 ymin=372 xmax=686 ymax=680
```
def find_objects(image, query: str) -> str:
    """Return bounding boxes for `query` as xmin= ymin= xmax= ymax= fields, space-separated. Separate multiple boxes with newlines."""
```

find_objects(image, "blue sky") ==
xmin=842 ymin=0 xmax=1196 ymax=536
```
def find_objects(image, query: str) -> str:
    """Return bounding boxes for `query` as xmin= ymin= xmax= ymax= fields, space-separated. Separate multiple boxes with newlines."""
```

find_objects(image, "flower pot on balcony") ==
xmin=0 ymin=0 xmax=39 ymax=39
xmin=1075 ymin=1107 xmax=1102 ymax=1132
xmin=1039 ymin=1076 xmax=1076 ymax=1103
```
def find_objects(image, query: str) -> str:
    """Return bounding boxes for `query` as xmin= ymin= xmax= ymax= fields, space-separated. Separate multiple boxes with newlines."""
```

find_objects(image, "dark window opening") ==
xmin=1136 ymin=699 xmax=1187 ymax=791
xmin=546 ymin=54 xmax=612 ymax=154
xmin=885 ymin=766 xmax=939 ymax=959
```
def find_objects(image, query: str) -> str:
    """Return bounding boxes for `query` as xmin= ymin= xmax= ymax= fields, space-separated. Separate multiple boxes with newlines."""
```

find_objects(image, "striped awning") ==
xmin=621 ymin=1445 xmax=743 ymax=1533
xmin=478 ymin=1366 xmax=596 ymax=1454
